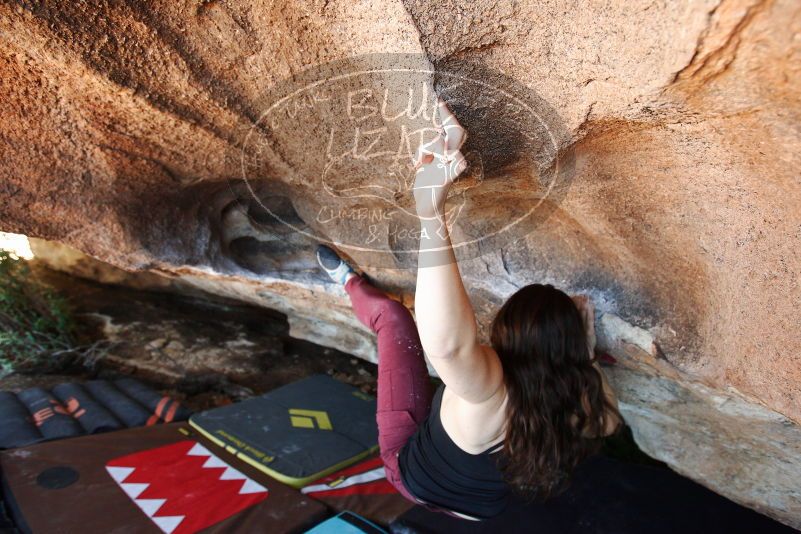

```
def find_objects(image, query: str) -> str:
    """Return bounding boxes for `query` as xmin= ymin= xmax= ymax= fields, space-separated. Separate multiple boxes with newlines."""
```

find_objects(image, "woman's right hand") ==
xmin=411 ymin=98 xmax=468 ymax=220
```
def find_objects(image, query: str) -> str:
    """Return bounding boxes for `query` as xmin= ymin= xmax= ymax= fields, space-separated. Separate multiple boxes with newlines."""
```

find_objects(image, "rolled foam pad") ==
xmin=52 ymin=383 xmax=123 ymax=434
xmin=16 ymin=388 xmax=82 ymax=441
xmin=83 ymin=380 xmax=151 ymax=427
xmin=0 ymin=392 xmax=43 ymax=449
xmin=114 ymin=378 xmax=191 ymax=424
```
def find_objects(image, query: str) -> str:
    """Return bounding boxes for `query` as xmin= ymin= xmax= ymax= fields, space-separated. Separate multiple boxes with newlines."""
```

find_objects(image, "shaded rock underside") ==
xmin=1 ymin=0 xmax=800 ymax=528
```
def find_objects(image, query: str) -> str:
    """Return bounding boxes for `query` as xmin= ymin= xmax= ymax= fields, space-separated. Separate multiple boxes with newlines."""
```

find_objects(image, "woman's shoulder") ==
xmin=439 ymin=383 xmax=507 ymax=455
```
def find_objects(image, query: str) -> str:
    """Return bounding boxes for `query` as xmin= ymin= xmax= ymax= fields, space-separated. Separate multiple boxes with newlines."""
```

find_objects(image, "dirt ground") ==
xmin=0 ymin=267 xmax=378 ymax=412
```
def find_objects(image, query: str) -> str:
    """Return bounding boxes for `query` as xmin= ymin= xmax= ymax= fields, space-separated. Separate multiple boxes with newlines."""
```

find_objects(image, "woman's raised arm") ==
xmin=412 ymin=99 xmax=503 ymax=404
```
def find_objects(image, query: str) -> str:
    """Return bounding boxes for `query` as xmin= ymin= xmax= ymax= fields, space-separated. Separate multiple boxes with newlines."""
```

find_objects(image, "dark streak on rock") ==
xmin=17 ymin=1 xmax=235 ymax=147
xmin=96 ymin=144 xmax=184 ymax=184
xmin=672 ymin=0 xmax=770 ymax=86
xmin=499 ymin=248 xmax=512 ymax=276
xmin=119 ymin=0 xmax=273 ymax=138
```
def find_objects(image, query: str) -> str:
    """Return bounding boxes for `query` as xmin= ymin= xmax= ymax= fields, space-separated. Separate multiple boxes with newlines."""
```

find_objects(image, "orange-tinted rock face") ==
xmin=1 ymin=0 xmax=800 ymax=526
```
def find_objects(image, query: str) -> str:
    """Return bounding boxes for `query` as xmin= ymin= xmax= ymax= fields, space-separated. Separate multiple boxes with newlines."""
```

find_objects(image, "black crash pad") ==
xmin=189 ymin=374 xmax=378 ymax=488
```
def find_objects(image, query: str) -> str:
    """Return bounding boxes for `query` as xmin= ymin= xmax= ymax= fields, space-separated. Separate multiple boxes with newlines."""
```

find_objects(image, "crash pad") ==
xmin=306 ymin=511 xmax=387 ymax=534
xmin=0 ymin=423 xmax=327 ymax=533
xmin=0 ymin=391 xmax=44 ymax=449
xmin=0 ymin=379 xmax=190 ymax=449
xmin=302 ymin=454 xmax=413 ymax=525
xmin=189 ymin=374 xmax=378 ymax=488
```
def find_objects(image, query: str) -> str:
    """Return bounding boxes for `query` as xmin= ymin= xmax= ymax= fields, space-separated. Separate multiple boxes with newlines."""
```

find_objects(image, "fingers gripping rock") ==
xmin=437 ymin=97 xmax=467 ymax=158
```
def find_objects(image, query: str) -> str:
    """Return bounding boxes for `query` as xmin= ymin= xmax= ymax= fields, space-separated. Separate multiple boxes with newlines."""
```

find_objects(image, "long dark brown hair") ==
xmin=490 ymin=283 xmax=620 ymax=499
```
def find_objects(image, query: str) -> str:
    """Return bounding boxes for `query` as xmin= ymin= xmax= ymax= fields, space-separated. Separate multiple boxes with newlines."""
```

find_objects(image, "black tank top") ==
xmin=398 ymin=384 xmax=511 ymax=519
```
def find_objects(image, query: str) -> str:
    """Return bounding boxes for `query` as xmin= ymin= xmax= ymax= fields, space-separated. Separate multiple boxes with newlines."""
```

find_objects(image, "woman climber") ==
xmin=316 ymin=97 xmax=621 ymax=520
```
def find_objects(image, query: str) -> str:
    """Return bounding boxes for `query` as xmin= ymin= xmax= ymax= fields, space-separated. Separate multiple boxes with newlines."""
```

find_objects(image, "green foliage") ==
xmin=0 ymin=249 xmax=77 ymax=374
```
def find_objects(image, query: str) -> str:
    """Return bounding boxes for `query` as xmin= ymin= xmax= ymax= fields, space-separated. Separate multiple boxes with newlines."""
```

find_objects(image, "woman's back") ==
xmin=439 ymin=381 xmax=508 ymax=454
xmin=399 ymin=384 xmax=511 ymax=520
